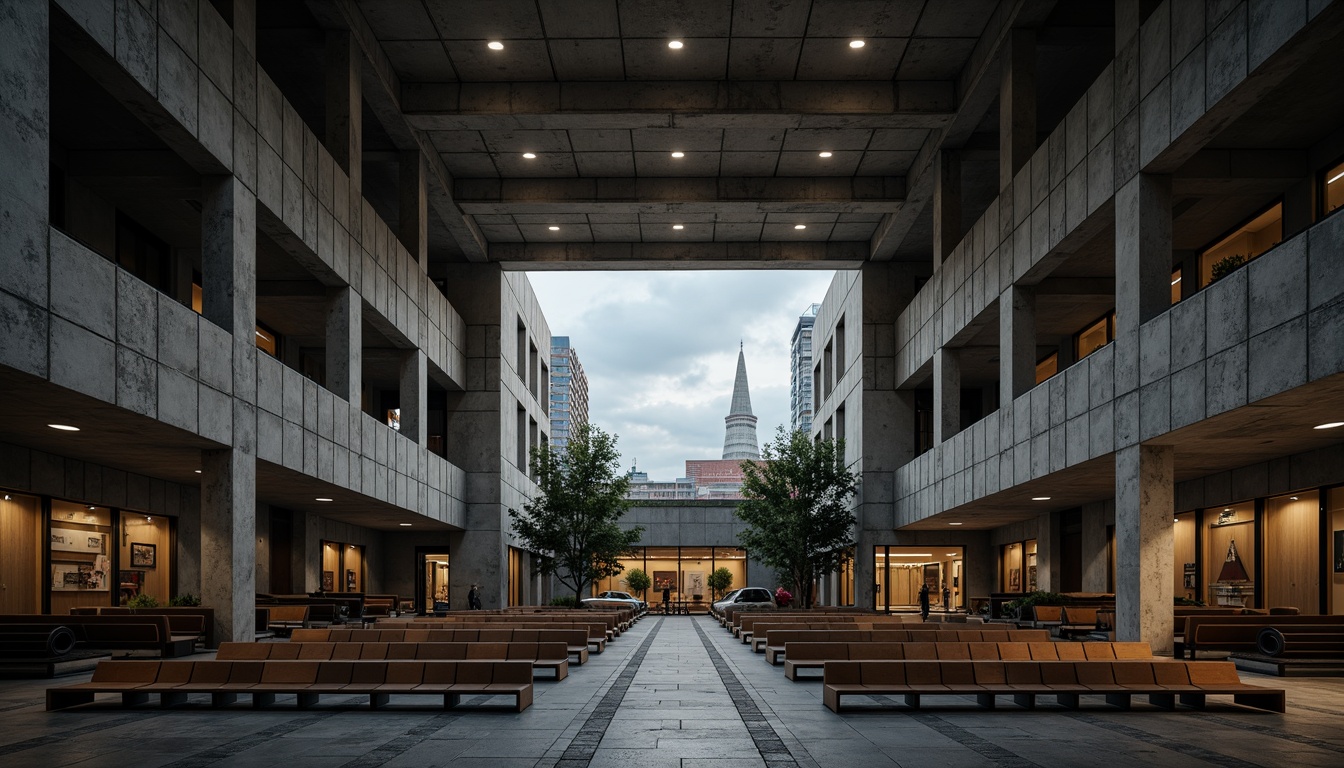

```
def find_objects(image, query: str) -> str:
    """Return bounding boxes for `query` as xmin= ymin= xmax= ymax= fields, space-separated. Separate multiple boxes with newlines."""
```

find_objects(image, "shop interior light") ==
xmin=1329 ymin=169 xmax=1344 ymax=184
xmin=48 ymin=424 xmax=80 ymax=431
xmin=194 ymin=470 xmax=202 ymax=474
xmin=316 ymin=497 xmax=333 ymax=502
xmin=1031 ymin=496 xmax=1051 ymax=501
xmin=3 ymin=495 xmax=10 ymax=500
xmin=399 ymin=523 xmax=413 ymax=527
xmin=1314 ymin=421 xmax=1344 ymax=429
xmin=889 ymin=553 xmax=933 ymax=557
xmin=948 ymin=521 xmax=963 ymax=525
xmin=1291 ymin=496 xmax=1299 ymax=500
xmin=1171 ymin=276 xmax=1181 ymax=285
xmin=487 ymin=41 xmax=504 ymax=50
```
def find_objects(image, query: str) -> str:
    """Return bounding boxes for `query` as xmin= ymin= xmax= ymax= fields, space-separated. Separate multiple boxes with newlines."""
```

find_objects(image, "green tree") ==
xmin=737 ymin=427 xmax=860 ymax=610
xmin=625 ymin=568 xmax=652 ymax=601
xmin=707 ymin=567 xmax=734 ymax=600
xmin=509 ymin=423 xmax=644 ymax=606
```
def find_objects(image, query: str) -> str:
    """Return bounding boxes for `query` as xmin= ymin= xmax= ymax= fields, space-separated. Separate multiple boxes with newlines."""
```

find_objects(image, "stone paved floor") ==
xmin=3 ymin=615 xmax=1344 ymax=767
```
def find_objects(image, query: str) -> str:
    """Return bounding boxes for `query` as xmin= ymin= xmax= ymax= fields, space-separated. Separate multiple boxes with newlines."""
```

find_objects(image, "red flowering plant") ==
xmin=774 ymin=587 xmax=793 ymax=607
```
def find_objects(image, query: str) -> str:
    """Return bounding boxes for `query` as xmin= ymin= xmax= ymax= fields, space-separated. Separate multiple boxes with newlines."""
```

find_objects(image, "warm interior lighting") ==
xmin=1031 ymin=496 xmax=1051 ymax=501
xmin=1330 ymin=169 xmax=1344 ymax=185
xmin=671 ymin=151 xmax=685 ymax=158
xmin=948 ymin=521 xmax=963 ymax=526
xmin=399 ymin=523 xmax=413 ymax=527
xmin=1314 ymin=421 xmax=1344 ymax=429
xmin=548 ymin=226 xmax=560 ymax=231
xmin=849 ymin=40 xmax=865 ymax=48
xmin=946 ymin=553 xmax=957 ymax=557
xmin=668 ymin=40 xmax=683 ymax=49
xmin=889 ymin=553 xmax=933 ymax=557
xmin=487 ymin=41 xmax=504 ymax=50
xmin=194 ymin=470 xmax=202 ymax=474
xmin=818 ymin=151 xmax=833 ymax=158
xmin=794 ymin=224 xmax=806 ymax=229
xmin=48 ymin=424 xmax=80 ymax=431
xmin=316 ymin=497 xmax=333 ymax=502
xmin=1171 ymin=276 xmax=1181 ymax=285
xmin=522 ymin=152 xmax=536 ymax=159
xmin=1290 ymin=496 xmax=1299 ymax=500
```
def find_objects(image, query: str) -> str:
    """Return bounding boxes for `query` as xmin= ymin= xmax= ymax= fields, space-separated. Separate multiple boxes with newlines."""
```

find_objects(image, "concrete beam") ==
xmin=324 ymin=30 xmax=361 ymax=190
xmin=1000 ymin=28 xmax=1036 ymax=191
xmin=401 ymin=82 xmax=958 ymax=130
xmin=489 ymin=241 xmax=868 ymax=270
xmin=454 ymin=177 xmax=906 ymax=215
xmin=398 ymin=150 xmax=428 ymax=267
xmin=932 ymin=150 xmax=961 ymax=264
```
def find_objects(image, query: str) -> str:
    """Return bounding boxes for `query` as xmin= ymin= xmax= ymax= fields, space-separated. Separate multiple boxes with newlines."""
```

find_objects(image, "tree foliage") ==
xmin=707 ymin=567 xmax=734 ymax=599
xmin=509 ymin=422 xmax=644 ymax=606
xmin=736 ymin=427 xmax=859 ymax=609
xmin=625 ymin=568 xmax=652 ymax=599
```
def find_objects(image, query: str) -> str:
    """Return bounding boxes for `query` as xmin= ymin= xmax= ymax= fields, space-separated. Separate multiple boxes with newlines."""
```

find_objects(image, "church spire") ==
xmin=722 ymin=345 xmax=761 ymax=460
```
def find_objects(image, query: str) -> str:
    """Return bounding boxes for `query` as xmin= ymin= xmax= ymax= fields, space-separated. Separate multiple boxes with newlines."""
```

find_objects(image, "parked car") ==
xmin=714 ymin=587 xmax=776 ymax=620
xmin=585 ymin=590 xmax=647 ymax=612
xmin=711 ymin=589 xmax=742 ymax=616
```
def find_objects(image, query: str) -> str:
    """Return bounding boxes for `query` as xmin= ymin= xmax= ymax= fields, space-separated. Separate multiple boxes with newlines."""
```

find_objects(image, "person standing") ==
xmin=661 ymin=585 xmax=671 ymax=615
xmin=468 ymin=584 xmax=482 ymax=610
xmin=942 ymin=582 xmax=951 ymax=612
xmin=918 ymin=583 xmax=931 ymax=621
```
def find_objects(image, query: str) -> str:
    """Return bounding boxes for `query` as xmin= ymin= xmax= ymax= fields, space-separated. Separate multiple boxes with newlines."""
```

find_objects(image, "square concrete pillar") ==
xmin=325 ymin=287 xmax=361 ymax=404
xmin=399 ymin=150 xmax=428 ymax=269
xmin=0 ymin=0 xmax=49 ymax=309
xmin=201 ymin=176 xmax=257 ymax=334
xmin=1115 ymin=444 xmax=1174 ymax=653
xmin=1000 ymin=28 xmax=1036 ymax=191
xmin=325 ymin=30 xmax=361 ymax=193
xmin=201 ymin=447 xmax=256 ymax=644
xmin=1033 ymin=509 xmax=1062 ymax=592
xmin=399 ymin=349 xmax=427 ymax=445
xmin=934 ymin=346 xmax=961 ymax=444
xmin=1115 ymin=173 xmax=1173 ymax=335
xmin=999 ymin=286 xmax=1036 ymax=403
xmin=1080 ymin=500 xmax=1111 ymax=592
xmin=932 ymin=150 xmax=961 ymax=264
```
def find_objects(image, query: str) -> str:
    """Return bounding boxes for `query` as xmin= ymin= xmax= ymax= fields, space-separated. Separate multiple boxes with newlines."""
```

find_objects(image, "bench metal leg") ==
xmin=46 ymin=690 xmax=95 ymax=711
xmin=159 ymin=692 xmax=189 ymax=708
xmin=211 ymin=693 xmax=238 ymax=707
xmin=1055 ymin=694 xmax=1080 ymax=709
xmin=251 ymin=693 xmax=276 ymax=708
xmin=443 ymin=693 xmax=461 ymax=709
xmin=1179 ymin=693 xmax=1207 ymax=709
xmin=1012 ymin=694 xmax=1036 ymax=709
xmin=976 ymin=693 xmax=997 ymax=709
xmin=1148 ymin=693 xmax=1176 ymax=710
xmin=1104 ymin=694 xmax=1132 ymax=709
xmin=121 ymin=692 xmax=150 ymax=707
xmin=369 ymin=693 xmax=389 ymax=709
xmin=295 ymin=693 xmax=319 ymax=709
xmin=903 ymin=694 xmax=921 ymax=709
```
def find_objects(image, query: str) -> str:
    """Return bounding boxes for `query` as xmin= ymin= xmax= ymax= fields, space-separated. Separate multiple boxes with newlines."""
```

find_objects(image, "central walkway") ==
xmin=3 ymin=615 xmax=1344 ymax=767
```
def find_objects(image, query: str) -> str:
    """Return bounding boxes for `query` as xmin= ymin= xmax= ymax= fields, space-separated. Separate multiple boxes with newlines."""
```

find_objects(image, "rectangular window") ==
xmin=1326 ymin=159 xmax=1344 ymax=217
xmin=1171 ymin=268 xmax=1182 ymax=305
xmin=1199 ymin=201 xmax=1283 ymax=287
xmin=517 ymin=319 xmax=527 ymax=381
xmin=823 ymin=341 xmax=834 ymax=400
xmin=1074 ymin=312 xmax=1114 ymax=361
xmin=516 ymin=403 xmax=527 ymax=472
xmin=835 ymin=316 xmax=845 ymax=383
xmin=1035 ymin=352 xmax=1058 ymax=384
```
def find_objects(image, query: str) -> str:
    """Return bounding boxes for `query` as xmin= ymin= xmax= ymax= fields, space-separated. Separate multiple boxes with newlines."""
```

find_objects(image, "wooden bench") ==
xmin=764 ymin=629 xmax=1051 ymax=665
xmin=382 ymin=621 xmax=609 ymax=652
xmin=291 ymin=627 xmax=591 ymax=665
xmin=1176 ymin=614 xmax=1344 ymax=658
xmin=735 ymin=614 xmax=920 ymax=641
xmin=219 ymin=641 xmax=569 ymax=680
xmin=47 ymin=659 xmax=534 ymax=712
xmin=266 ymin=605 xmax=311 ymax=634
xmin=71 ymin=607 xmax=216 ymax=648
xmin=784 ymin=640 xmax=1150 ymax=680
xmin=821 ymin=659 xmax=1284 ymax=713
xmin=0 ymin=614 xmax=195 ymax=657
xmin=1057 ymin=607 xmax=1103 ymax=638
xmin=1019 ymin=605 xmax=1064 ymax=630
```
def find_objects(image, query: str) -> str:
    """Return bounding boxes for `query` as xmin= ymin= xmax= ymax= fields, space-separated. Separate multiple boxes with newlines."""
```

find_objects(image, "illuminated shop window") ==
xmin=1171 ymin=268 xmax=1182 ymax=305
xmin=191 ymin=282 xmax=281 ymax=357
xmin=1034 ymin=352 xmax=1058 ymax=384
xmin=1199 ymin=202 xmax=1282 ymax=287
xmin=1074 ymin=313 xmax=1114 ymax=361
xmin=1326 ymin=160 xmax=1344 ymax=216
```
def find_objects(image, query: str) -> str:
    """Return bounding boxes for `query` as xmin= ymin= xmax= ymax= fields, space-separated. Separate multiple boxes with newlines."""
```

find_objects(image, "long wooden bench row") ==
xmin=379 ymin=622 xmax=609 ymax=651
xmin=822 ymin=660 xmax=1284 ymax=713
xmin=391 ymin=611 xmax=627 ymax=636
xmin=784 ymin=641 xmax=1151 ymax=680
xmin=291 ymin=627 xmax=591 ymax=664
xmin=1176 ymin=614 xmax=1344 ymax=658
xmin=763 ymin=629 xmax=1050 ymax=664
xmin=70 ymin=607 xmax=217 ymax=648
xmin=219 ymin=641 xmax=569 ymax=679
xmin=735 ymin=617 xmax=942 ymax=641
xmin=47 ymin=659 xmax=533 ymax=712
xmin=0 ymin=615 xmax=196 ymax=657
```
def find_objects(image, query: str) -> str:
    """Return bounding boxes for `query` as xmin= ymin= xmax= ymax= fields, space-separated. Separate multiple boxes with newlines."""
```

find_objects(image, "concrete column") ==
xmin=933 ymin=346 xmax=961 ymax=443
xmin=999 ymin=286 xmax=1036 ymax=403
xmin=932 ymin=150 xmax=961 ymax=264
xmin=325 ymin=287 xmax=361 ymax=404
xmin=202 ymin=177 xmax=256 ymax=333
xmin=325 ymin=31 xmax=361 ymax=193
xmin=1080 ymin=501 xmax=1110 ymax=592
xmin=1115 ymin=173 xmax=1172 ymax=336
xmin=1115 ymin=444 xmax=1174 ymax=653
xmin=399 ymin=349 xmax=427 ymax=445
xmin=1115 ymin=0 xmax=1162 ymax=51
xmin=1034 ymin=510 xmax=1062 ymax=592
xmin=201 ymin=447 xmax=256 ymax=644
xmin=999 ymin=28 xmax=1036 ymax=191
xmin=0 ymin=0 xmax=49 ymax=314
xmin=399 ymin=150 xmax=428 ymax=269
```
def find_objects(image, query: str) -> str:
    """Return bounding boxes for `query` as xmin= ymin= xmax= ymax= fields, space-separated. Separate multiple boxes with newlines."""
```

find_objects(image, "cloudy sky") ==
xmin=527 ymin=270 xmax=837 ymax=481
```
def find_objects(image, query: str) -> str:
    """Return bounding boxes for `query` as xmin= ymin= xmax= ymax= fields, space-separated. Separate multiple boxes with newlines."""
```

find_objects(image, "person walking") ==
xmin=661 ymin=585 xmax=671 ymax=615
xmin=918 ymin=583 xmax=931 ymax=621
xmin=942 ymin=582 xmax=951 ymax=612
xmin=468 ymin=583 xmax=482 ymax=610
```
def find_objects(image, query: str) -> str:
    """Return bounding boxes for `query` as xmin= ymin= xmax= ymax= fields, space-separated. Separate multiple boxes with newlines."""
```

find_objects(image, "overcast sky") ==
xmin=527 ymin=270 xmax=838 ymax=482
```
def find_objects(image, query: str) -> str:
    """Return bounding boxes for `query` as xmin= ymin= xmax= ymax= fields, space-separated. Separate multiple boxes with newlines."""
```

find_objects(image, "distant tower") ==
xmin=790 ymin=304 xmax=820 ymax=434
xmin=722 ymin=343 xmax=761 ymax=460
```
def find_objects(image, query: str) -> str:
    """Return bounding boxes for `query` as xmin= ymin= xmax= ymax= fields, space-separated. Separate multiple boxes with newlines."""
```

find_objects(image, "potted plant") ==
xmin=625 ymin=568 xmax=652 ymax=604
xmin=1001 ymin=590 xmax=1065 ymax=620
xmin=707 ymin=567 xmax=733 ymax=601
xmin=1209 ymin=254 xmax=1246 ymax=282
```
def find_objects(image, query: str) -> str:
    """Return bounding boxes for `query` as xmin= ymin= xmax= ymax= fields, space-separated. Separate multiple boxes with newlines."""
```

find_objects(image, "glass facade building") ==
xmin=548 ymin=336 xmax=589 ymax=454
xmin=790 ymin=304 xmax=820 ymax=435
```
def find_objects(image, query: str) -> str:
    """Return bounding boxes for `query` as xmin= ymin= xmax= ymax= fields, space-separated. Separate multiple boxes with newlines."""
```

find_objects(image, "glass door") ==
xmin=417 ymin=550 xmax=450 ymax=614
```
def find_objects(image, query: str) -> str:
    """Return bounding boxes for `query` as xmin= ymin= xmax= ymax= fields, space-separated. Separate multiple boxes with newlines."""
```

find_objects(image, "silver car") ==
xmin=588 ymin=590 xmax=647 ymax=612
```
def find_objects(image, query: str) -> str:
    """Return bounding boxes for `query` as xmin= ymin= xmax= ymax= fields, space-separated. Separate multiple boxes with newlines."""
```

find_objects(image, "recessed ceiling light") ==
xmin=487 ymin=41 xmax=504 ymax=51
xmin=399 ymin=522 xmax=413 ymax=527
xmin=671 ymin=151 xmax=685 ymax=158
xmin=316 ymin=497 xmax=333 ymax=502
xmin=88 ymin=506 xmax=96 ymax=510
xmin=1174 ymin=518 xmax=1180 ymax=523
xmin=1171 ymin=276 xmax=1182 ymax=285
xmin=1330 ymin=169 xmax=1344 ymax=184
xmin=522 ymin=152 xmax=537 ymax=159
xmin=48 ymin=424 xmax=80 ymax=431
xmin=194 ymin=470 xmax=202 ymax=474
xmin=1290 ymin=496 xmax=1299 ymax=501
xmin=794 ymin=224 xmax=807 ymax=230
xmin=668 ymin=40 xmax=684 ymax=49
xmin=948 ymin=521 xmax=963 ymax=526
xmin=1032 ymin=496 xmax=1051 ymax=501
xmin=1224 ymin=508 xmax=1232 ymax=512
xmin=548 ymin=226 xmax=560 ymax=231
xmin=818 ymin=151 xmax=833 ymax=158
xmin=1315 ymin=421 xmax=1344 ymax=429
xmin=945 ymin=553 xmax=957 ymax=557
xmin=672 ymin=224 xmax=685 ymax=230
xmin=849 ymin=40 xmax=865 ymax=49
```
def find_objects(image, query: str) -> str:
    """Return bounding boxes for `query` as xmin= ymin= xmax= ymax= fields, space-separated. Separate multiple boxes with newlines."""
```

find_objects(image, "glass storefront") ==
xmin=593 ymin=546 xmax=748 ymax=604
xmin=874 ymin=545 xmax=965 ymax=612
xmin=420 ymin=550 xmax=450 ymax=613
xmin=320 ymin=540 xmax=364 ymax=592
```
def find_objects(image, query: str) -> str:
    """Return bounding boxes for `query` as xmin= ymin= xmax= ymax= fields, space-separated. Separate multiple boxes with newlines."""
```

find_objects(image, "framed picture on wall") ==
xmin=1009 ymin=568 xmax=1021 ymax=591
xmin=653 ymin=571 xmax=677 ymax=591
xmin=1335 ymin=531 xmax=1344 ymax=573
xmin=346 ymin=569 xmax=357 ymax=591
xmin=130 ymin=542 xmax=156 ymax=568
xmin=321 ymin=570 xmax=335 ymax=592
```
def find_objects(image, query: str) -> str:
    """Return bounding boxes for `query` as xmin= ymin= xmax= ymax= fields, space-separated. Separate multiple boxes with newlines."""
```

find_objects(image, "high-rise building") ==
xmin=721 ymin=344 xmax=761 ymax=460
xmin=549 ymin=336 xmax=588 ymax=454
xmin=790 ymin=304 xmax=821 ymax=434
